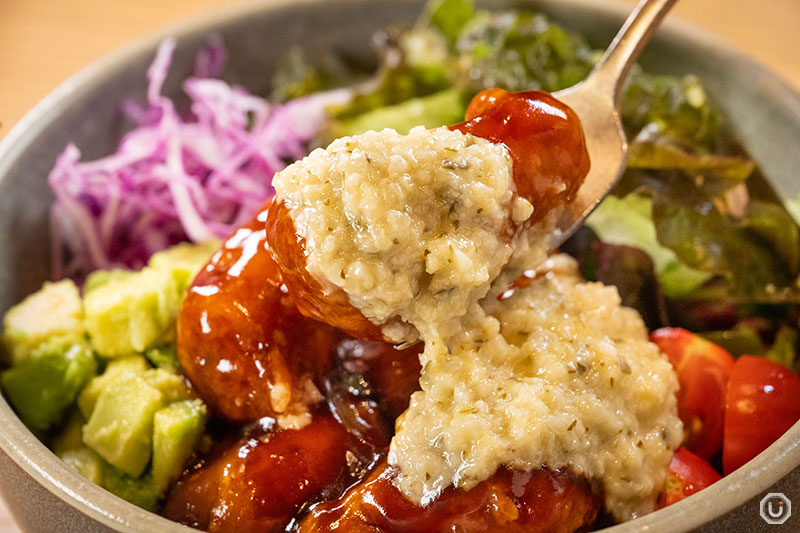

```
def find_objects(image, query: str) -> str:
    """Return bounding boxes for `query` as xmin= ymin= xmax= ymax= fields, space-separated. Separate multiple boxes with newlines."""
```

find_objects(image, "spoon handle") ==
xmin=589 ymin=0 xmax=678 ymax=104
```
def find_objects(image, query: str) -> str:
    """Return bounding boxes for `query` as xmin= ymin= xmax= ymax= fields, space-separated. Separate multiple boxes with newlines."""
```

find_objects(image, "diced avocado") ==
xmin=2 ymin=280 xmax=84 ymax=365
xmin=83 ymin=269 xmax=134 ymax=294
xmin=1 ymin=337 xmax=96 ymax=431
xmin=148 ymin=240 xmax=220 ymax=297
xmin=83 ymin=267 xmax=179 ymax=358
xmin=59 ymin=447 xmax=104 ymax=485
xmin=101 ymin=465 xmax=160 ymax=512
xmin=586 ymin=195 xmax=712 ymax=296
xmin=82 ymin=372 xmax=164 ymax=477
xmin=143 ymin=368 xmax=192 ymax=404
xmin=52 ymin=409 xmax=87 ymax=455
xmin=145 ymin=343 xmax=178 ymax=370
xmin=77 ymin=355 xmax=150 ymax=418
xmin=61 ymin=446 xmax=163 ymax=512
xmin=152 ymin=399 xmax=207 ymax=490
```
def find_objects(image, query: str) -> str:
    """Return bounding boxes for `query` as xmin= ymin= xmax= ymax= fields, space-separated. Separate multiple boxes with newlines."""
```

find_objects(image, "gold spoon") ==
xmin=552 ymin=0 xmax=678 ymax=247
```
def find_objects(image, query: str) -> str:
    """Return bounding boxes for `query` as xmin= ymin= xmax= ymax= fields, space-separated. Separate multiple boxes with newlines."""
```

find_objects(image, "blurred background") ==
xmin=1 ymin=0 xmax=799 ymax=141
xmin=0 ymin=0 xmax=798 ymax=530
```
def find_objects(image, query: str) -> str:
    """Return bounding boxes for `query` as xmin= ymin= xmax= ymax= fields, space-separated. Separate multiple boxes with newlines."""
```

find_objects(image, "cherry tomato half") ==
xmin=650 ymin=328 xmax=735 ymax=458
xmin=723 ymin=355 xmax=800 ymax=475
xmin=658 ymin=447 xmax=722 ymax=508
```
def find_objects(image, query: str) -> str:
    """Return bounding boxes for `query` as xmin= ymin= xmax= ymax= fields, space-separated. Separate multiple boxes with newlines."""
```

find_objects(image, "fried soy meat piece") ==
xmin=162 ymin=413 xmax=388 ymax=533
xmin=163 ymin=362 xmax=391 ymax=533
xmin=266 ymin=89 xmax=589 ymax=341
xmin=266 ymin=198 xmax=386 ymax=341
xmin=450 ymin=88 xmax=590 ymax=224
xmin=299 ymin=461 xmax=601 ymax=533
xmin=336 ymin=339 xmax=423 ymax=420
xmin=177 ymin=205 xmax=339 ymax=422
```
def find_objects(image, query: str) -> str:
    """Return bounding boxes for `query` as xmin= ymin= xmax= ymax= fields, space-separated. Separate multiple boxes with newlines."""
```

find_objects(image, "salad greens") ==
xmin=767 ymin=326 xmax=798 ymax=368
xmin=586 ymin=194 xmax=712 ymax=297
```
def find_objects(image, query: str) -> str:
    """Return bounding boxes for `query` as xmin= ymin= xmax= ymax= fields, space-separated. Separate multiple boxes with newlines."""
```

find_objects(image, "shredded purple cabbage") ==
xmin=48 ymin=38 xmax=347 ymax=279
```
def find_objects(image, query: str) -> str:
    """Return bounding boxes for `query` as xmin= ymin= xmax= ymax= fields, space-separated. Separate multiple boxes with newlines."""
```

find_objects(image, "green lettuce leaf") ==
xmin=323 ymin=89 xmax=468 ymax=140
xmin=766 ymin=326 xmax=798 ymax=368
xmin=425 ymin=0 xmax=475 ymax=43
xmin=329 ymin=62 xmax=452 ymax=121
xmin=455 ymin=10 xmax=594 ymax=93
xmin=586 ymin=194 xmax=711 ymax=296
xmin=621 ymin=73 xmax=725 ymax=153
xmin=652 ymin=196 xmax=798 ymax=300
xmin=270 ymin=47 xmax=366 ymax=101
xmin=743 ymin=201 xmax=800 ymax=275
xmin=325 ymin=0 xmax=595 ymax=128
xmin=700 ymin=326 xmax=764 ymax=357
xmin=628 ymin=124 xmax=755 ymax=183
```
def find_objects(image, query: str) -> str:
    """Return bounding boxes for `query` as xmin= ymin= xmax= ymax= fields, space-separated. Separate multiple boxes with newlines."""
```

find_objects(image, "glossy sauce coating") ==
xmin=298 ymin=461 xmax=601 ymax=533
xmin=177 ymin=206 xmax=339 ymax=422
xmin=336 ymin=339 xmax=423 ymax=420
xmin=162 ymin=413 xmax=388 ymax=533
xmin=265 ymin=89 xmax=589 ymax=339
xmin=451 ymin=88 xmax=590 ymax=224
xmin=322 ymin=363 xmax=394 ymax=449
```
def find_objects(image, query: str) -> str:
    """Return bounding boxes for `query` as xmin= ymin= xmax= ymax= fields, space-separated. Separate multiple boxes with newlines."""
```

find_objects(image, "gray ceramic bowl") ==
xmin=1 ymin=0 xmax=799 ymax=531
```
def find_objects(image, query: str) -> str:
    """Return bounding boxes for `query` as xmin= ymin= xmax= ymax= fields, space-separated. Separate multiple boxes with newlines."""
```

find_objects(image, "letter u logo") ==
xmin=768 ymin=501 xmax=784 ymax=518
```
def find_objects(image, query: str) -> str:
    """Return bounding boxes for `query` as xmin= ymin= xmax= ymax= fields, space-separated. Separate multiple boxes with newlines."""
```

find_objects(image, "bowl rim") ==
xmin=1 ymin=0 xmax=799 ymax=531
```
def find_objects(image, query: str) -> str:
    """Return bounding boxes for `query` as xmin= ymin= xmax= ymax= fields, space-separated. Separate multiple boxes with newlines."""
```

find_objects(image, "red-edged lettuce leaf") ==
xmin=652 ymin=195 xmax=800 ymax=302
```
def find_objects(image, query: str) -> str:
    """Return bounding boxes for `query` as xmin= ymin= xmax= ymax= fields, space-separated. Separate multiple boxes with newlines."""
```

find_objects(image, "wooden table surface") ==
xmin=0 ymin=0 xmax=798 ymax=530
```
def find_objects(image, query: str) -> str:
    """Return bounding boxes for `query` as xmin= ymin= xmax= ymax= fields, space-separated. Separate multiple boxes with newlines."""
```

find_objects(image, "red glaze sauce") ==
xmin=298 ymin=462 xmax=601 ymax=533
xmin=177 ymin=205 xmax=340 ymax=422
xmin=163 ymin=413 xmax=388 ymax=533
xmin=451 ymin=88 xmax=590 ymax=224
xmin=336 ymin=339 xmax=423 ymax=420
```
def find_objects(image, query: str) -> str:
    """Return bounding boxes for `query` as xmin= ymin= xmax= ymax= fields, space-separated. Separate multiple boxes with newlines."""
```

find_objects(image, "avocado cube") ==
xmin=152 ymin=399 xmax=207 ymax=490
xmin=62 ymin=446 xmax=162 ymax=512
xmin=83 ymin=269 xmax=134 ymax=294
xmin=1 ymin=337 xmax=97 ymax=431
xmin=82 ymin=372 xmax=164 ymax=477
xmin=52 ymin=409 xmax=87 ymax=455
xmin=59 ymin=447 xmax=104 ymax=485
xmin=84 ymin=267 xmax=179 ymax=358
xmin=145 ymin=343 xmax=178 ymax=370
xmin=77 ymin=355 xmax=150 ymax=418
xmin=101 ymin=465 xmax=160 ymax=512
xmin=148 ymin=240 xmax=219 ymax=297
xmin=2 ymin=280 xmax=84 ymax=365
xmin=143 ymin=368 xmax=192 ymax=404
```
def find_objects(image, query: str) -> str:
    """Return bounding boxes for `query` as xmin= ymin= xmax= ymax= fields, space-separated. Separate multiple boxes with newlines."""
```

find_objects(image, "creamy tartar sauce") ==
xmin=273 ymin=126 xmax=536 ymax=344
xmin=272 ymin=126 xmax=681 ymax=522
xmin=389 ymin=255 xmax=682 ymax=520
